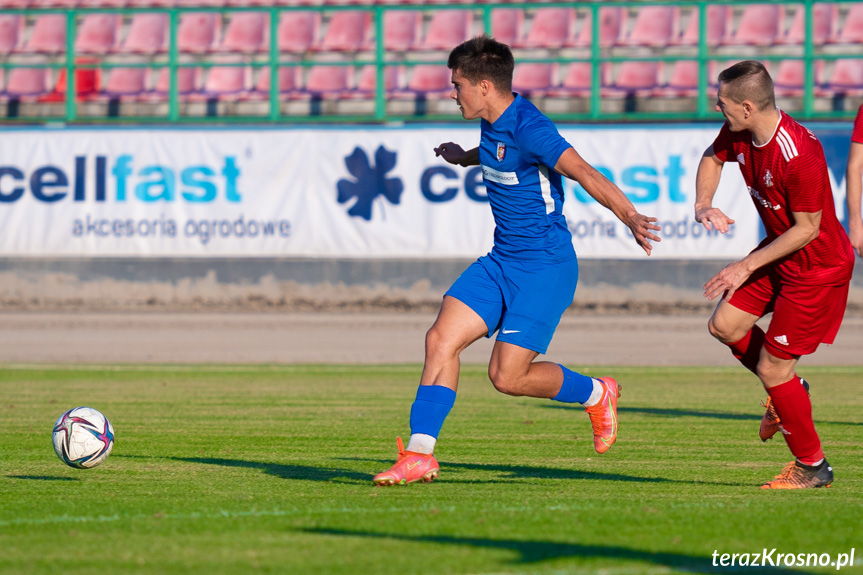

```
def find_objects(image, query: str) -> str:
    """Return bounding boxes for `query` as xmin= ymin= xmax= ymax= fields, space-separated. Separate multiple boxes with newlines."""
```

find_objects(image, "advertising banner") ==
xmin=0 ymin=124 xmax=852 ymax=259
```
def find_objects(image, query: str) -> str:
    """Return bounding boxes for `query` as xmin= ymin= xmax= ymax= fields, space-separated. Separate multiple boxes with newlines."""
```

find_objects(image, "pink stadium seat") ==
xmin=820 ymin=59 xmax=863 ymax=96
xmin=220 ymin=12 xmax=267 ymax=53
xmin=204 ymin=65 xmax=248 ymax=97
xmin=304 ymin=65 xmax=350 ymax=96
xmin=177 ymin=12 xmax=220 ymax=53
xmin=722 ymin=4 xmax=783 ymax=46
xmin=572 ymin=6 xmax=624 ymax=47
xmin=416 ymin=10 xmax=472 ymax=50
xmin=253 ymin=66 xmax=298 ymax=97
xmin=672 ymin=5 xmax=727 ymax=46
xmin=772 ymin=59 xmax=826 ymax=97
xmin=155 ymin=67 xmax=198 ymax=96
xmin=316 ymin=11 xmax=369 ymax=52
xmin=406 ymin=65 xmax=450 ymax=94
xmin=512 ymin=63 xmax=556 ymax=96
xmin=103 ymin=67 xmax=147 ymax=97
xmin=382 ymin=10 xmax=420 ymax=52
xmin=275 ymin=11 xmax=319 ymax=53
xmin=5 ymin=67 xmax=49 ymax=97
xmin=491 ymin=8 xmax=523 ymax=46
xmin=621 ymin=5 xmax=674 ymax=47
xmin=516 ymin=8 xmax=574 ymax=49
xmin=0 ymin=14 xmax=21 ymax=54
xmin=779 ymin=3 xmax=836 ymax=45
xmin=607 ymin=61 xmax=660 ymax=97
xmin=354 ymin=65 xmax=399 ymax=95
xmin=75 ymin=14 xmax=119 ymax=54
xmin=830 ymin=4 xmax=863 ymax=44
xmin=547 ymin=62 xmax=610 ymax=97
xmin=25 ymin=14 xmax=67 ymax=53
xmin=121 ymin=13 xmax=167 ymax=54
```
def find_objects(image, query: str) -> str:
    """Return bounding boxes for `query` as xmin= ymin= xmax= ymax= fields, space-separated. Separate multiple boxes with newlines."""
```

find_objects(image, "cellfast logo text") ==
xmin=0 ymin=155 xmax=242 ymax=203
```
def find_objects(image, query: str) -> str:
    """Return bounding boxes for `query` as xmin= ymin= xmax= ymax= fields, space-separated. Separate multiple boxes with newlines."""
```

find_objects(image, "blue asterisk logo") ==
xmin=336 ymin=145 xmax=404 ymax=221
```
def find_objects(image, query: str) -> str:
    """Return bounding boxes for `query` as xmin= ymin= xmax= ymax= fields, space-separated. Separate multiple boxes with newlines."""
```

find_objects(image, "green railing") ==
xmin=0 ymin=0 xmax=860 ymax=124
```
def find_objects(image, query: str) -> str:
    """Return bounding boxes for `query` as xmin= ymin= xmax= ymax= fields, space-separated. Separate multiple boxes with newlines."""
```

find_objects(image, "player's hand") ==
xmin=434 ymin=142 xmax=469 ymax=166
xmin=624 ymin=213 xmax=661 ymax=256
xmin=850 ymin=226 xmax=863 ymax=258
xmin=695 ymin=206 xmax=735 ymax=234
xmin=703 ymin=260 xmax=751 ymax=301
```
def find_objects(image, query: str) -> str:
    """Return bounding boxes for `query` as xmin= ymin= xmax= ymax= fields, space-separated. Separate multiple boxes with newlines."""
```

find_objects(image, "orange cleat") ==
xmin=585 ymin=377 xmax=621 ymax=454
xmin=760 ymin=459 xmax=833 ymax=489
xmin=760 ymin=378 xmax=809 ymax=442
xmin=373 ymin=437 xmax=440 ymax=486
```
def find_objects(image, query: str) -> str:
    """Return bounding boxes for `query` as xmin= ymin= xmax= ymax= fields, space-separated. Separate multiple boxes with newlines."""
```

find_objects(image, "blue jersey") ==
xmin=478 ymin=94 xmax=575 ymax=263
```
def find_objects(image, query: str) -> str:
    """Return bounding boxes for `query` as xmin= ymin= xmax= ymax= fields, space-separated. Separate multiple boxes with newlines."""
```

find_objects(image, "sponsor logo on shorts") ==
xmin=774 ymin=334 xmax=789 ymax=346
xmin=501 ymin=329 xmax=521 ymax=335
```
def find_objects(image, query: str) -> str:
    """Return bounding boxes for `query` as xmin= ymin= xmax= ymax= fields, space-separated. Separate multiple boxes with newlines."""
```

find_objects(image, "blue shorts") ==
xmin=445 ymin=253 xmax=578 ymax=354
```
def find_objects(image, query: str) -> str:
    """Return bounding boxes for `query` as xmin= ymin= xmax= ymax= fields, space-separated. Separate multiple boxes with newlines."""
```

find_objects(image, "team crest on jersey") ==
xmin=764 ymin=170 xmax=774 ymax=187
xmin=737 ymin=153 xmax=746 ymax=165
xmin=496 ymin=142 xmax=506 ymax=161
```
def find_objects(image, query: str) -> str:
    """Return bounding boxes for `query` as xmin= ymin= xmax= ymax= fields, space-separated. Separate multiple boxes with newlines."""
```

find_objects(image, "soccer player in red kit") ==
xmin=694 ymin=61 xmax=854 ymax=489
xmin=845 ymin=104 xmax=863 ymax=257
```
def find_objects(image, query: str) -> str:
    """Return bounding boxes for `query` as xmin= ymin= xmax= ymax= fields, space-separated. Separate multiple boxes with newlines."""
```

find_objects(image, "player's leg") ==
xmin=488 ymin=340 xmax=619 ymax=453
xmin=374 ymin=261 xmax=501 ymax=486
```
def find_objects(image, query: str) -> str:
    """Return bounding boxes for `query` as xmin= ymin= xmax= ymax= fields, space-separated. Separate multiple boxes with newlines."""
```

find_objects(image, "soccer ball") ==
xmin=52 ymin=407 xmax=115 ymax=469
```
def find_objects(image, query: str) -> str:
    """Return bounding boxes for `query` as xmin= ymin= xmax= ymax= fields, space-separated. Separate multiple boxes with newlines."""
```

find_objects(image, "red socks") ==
xmin=727 ymin=326 xmax=765 ymax=374
xmin=767 ymin=375 xmax=824 ymax=465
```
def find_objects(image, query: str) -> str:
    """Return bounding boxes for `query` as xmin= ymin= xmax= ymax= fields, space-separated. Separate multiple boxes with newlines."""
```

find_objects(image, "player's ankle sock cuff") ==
xmin=552 ymin=365 xmax=594 ymax=404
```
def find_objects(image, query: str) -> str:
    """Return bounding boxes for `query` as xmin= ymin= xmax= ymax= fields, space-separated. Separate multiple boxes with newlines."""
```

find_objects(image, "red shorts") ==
xmin=729 ymin=266 xmax=850 ymax=359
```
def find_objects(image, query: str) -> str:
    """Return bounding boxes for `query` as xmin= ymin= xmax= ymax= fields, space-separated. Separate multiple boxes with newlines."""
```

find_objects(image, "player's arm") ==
xmin=694 ymin=145 xmax=736 ymax=233
xmin=434 ymin=143 xmax=479 ymax=167
xmin=553 ymin=147 xmax=660 ymax=255
xmin=846 ymin=140 xmax=863 ymax=257
xmin=703 ymin=209 xmax=822 ymax=301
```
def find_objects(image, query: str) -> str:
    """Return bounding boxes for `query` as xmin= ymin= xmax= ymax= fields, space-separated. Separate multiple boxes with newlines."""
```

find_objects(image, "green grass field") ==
xmin=1 ymin=364 xmax=861 ymax=575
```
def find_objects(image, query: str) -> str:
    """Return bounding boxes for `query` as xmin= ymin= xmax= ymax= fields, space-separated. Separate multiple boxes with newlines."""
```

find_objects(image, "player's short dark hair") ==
xmin=447 ymin=35 xmax=514 ymax=94
xmin=718 ymin=60 xmax=775 ymax=111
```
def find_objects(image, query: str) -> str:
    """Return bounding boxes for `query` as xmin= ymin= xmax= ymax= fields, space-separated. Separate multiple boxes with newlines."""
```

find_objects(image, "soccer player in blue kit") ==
xmin=374 ymin=36 xmax=661 ymax=485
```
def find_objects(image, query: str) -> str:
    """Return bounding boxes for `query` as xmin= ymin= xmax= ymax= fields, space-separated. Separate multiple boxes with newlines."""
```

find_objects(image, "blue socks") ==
xmin=409 ymin=385 xmax=456 ymax=438
xmin=552 ymin=364 xmax=594 ymax=404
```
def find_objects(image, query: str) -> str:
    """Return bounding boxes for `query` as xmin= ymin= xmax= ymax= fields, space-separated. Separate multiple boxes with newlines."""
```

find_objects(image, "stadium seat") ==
xmin=203 ymin=65 xmax=248 ymax=98
xmin=722 ymin=4 xmax=783 ymax=46
xmin=219 ymin=11 xmax=267 ymax=53
xmin=316 ymin=11 xmax=369 ymax=52
xmin=252 ymin=66 xmax=298 ymax=97
xmin=177 ymin=12 xmax=220 ymax=53
xmin=303 ymin=65 xmax=351 ymax=96
xmin=353 ymin=64 xmax=399 ymax=96
xmin=672 ymin=5 xmax=728 ymax=46
xmin=830 ymin=3 xmax=863 ymax=44
xmin=512 ymin=63 xmax=556 ymax=97
xmin=154 ymin=67 xmax=199 ymax=97
xmin=405 ymin=64 xmax=450 ymax=95
xmin=515 ymin=8 xmax=574 ymax=49
xmin=547 ymin=62 xmax=609 ymax=97
xmin=415 ymin=10 xmax=472 ymax=51
xmin=0 ymin=15 xmax=21 ymax=54
xmin=381 ymin=10 xmax=420 ymax=52
xmin=274 ymin=11 xmax=320 ymax=53
xmin=779 ymin=3 xmax=836 ymax=45
xmin=120 ymin=13 xmax=168 ymax=54
xmin=572 ymin=6 xmax=624 ymax=48
xmin=103 ymin=67 xmax=148 ymax=98
xmin=820 ymin=59 xmax=863 ymax=96
xmin=24 ymin=14 xmax=67 ymax=53
xmin=621 ymin=5 xmax=675 ymax=47
xmin=4 ymin=67 xmax=49 ymax=98
xmin=606 ymin=61 xmax=660 ymax=97
xmin=655 ymin=60 xmax=722 ymax=97
xmin=75 ymin=13 xmax=119 ymax=54
xmin=490 ymin=8 xmax=523 ymax=47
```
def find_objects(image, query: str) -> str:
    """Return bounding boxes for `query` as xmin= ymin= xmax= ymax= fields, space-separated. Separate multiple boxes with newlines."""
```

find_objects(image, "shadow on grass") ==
xmin=544 ymin=404 xmax=760 ymax=421
xmin=171 ymin=456 xmax=369 ymax=484
xmin=7 ymin=475 xmax=79 ymax=481
xmin=302 ymin=528 xmax=820 ymax=574
xmin=345 ymin=457 xmax=745 ymax=487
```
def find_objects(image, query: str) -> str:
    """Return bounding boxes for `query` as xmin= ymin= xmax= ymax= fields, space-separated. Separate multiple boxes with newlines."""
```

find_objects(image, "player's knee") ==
xmin=425 ymin=325 xmax=457 ymax=360
xmin=488 ymin=367 xmax=524 ymax=397
xmin=707 ymin=315 xmax=734 ymax=343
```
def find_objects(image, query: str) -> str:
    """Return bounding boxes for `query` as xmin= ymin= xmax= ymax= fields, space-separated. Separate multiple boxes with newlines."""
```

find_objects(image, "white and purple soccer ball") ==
xmin=52 ymin=407 xmax=115 ymax=469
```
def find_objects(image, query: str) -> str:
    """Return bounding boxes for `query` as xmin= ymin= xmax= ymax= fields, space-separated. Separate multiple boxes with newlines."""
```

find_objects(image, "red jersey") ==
xmin=712 ymin=110 xmax=853 ymax=286
xmin=853 ymin=104 xmax=863 ymax=144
